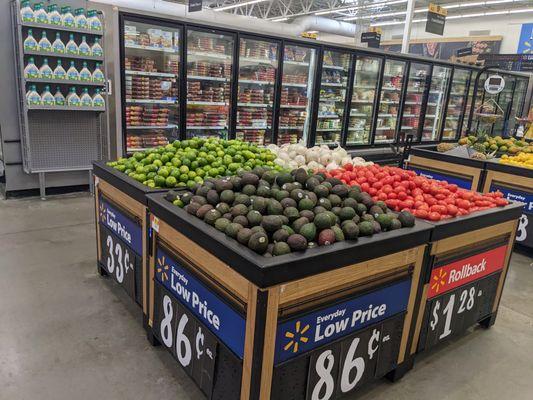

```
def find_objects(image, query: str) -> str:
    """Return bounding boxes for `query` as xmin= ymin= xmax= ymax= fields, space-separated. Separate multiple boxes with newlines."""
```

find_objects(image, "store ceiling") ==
xmin=204 ymin=0 xmax=533 ymax=26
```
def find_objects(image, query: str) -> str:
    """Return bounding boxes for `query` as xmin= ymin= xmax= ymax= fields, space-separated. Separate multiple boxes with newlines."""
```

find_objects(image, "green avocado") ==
xmin=204 ymin=209 xmax=221 ymax=225
xmin=225 ymin=222 xmax=243 ymax=238
xmin=261 ymin=215 xmax=283 ymax=233
xmin=314 ymin=213 xmax=333 ymax=230
xmin=300 ymin=223 xmax=317 ymax=242
xmin=214 ymin=218 xmax=231 ymax=232
xmin=267 ymin=199 xmax=283 ymax=215
xmin=342 ymin=221 xmax=359 ymax=240
xmin=220 ymin=190 xmax=235 ymax=204
xmin=272 ymin=242 xmax=291 ymax=256
xmin=247 ymin=210 xmax=263 ymax=226
xmin=237 ymin=228 xmax=253 ymax=245
xmin=292 ymin=216 xmax=310 ymax=233
xmin=339 ymin=207 xmax=357 ymax=221
xmin=358 ymin=221 xmax=374 ymax=236
xmin=298 ymin=198 xmax=314 ymax=211
xmin=287 ymin=234 xmax=308 ymax=251
xmin=398 ymin=210 xmax=415 ymax=227
xmin=248 ymin=232 xmax=269 ymax=254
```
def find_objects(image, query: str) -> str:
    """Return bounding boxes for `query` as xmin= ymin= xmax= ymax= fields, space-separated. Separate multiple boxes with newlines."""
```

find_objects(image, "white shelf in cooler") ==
xmin=279 ymin=126 xmax=304 ymax=130
xmin=188 ymin=101 xmax=228 ymax=106
xmin=375 ymin=126 xmax=395 ymax=130
xmin=127 ymin=125 xmax=178 ymax=130
xmin=236 ymin=126 xmax=270 ymax=130
xmin=280 ymin=104 xmax=307 ymax=109
xmin=126 ymin=99 xmax=176 ymax=104
xmin=187 ymin=126 xmax=227 ymax=130
xmin=126 ymin=44 xmax=177 ymax=53
xmin=237 ymin=103 xmax=269 ymax=108
xmin=187 ymin=75 xmax=229 ymax=82
xmin=351 ymin=100 xmax=373 ymax=104
xmin=323 ymin=65 xmax=347 ymax=71
xmin=353 ymin=85 xmax=376 ymax=90
xmin=189 ymin=51 xmax=231 ymax=60
xmin=348 ymin=127 xmax=365 ymax=131
xmin=316 ymin=128 xmax=341 ymax=131
xmin=318 ymin=115 xmax=340 ymax=119
xmin=321 ymin=82 xmax=346 ymax=87
xmin=240 ymin=57 xmax=276 ymax=65
xmin=126 ymin=70 xmax=177 ymax=78
xmin=283 ymin=82 xmax=307 ymax=88
xmin=239 ymin=79 xmax=274 ymax=85
xmin=284 ymin=60 xmax=309 ymax=66
xmin=350 ymin=113 xmax=369 ymax=117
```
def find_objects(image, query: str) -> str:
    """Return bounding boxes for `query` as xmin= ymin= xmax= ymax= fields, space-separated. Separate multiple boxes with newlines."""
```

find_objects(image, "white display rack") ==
xmin=126 ymin=99 xmax=176 ymax=104
xmin=283 ymin=82 xmax=307 ymax=88
xmin=126 ymin=125 xmax=178 ymax=130
xmin=189 ymin=51 xmax=231 ymax=60
xmin=280 ymin=104 xmax=307 ymax=109
xmin=27 ymin=104 xmax=105 ymax=111
xmin=187 ymin=126 xmax=227 ymax=130
xmin=21 ymin=20 xmax=103 ymax=36
xmin=237 ymin=103 xmax=269 ymax=108
xmin=239 ymin=79 xmax=274 ymax=85
xmin=188 ymin=101 xmax=228 ymax=106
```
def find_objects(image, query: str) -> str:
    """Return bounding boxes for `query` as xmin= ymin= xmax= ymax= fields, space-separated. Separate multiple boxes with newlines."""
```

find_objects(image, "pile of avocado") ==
xmin=166 ymin=167 xmax=416 ymax=257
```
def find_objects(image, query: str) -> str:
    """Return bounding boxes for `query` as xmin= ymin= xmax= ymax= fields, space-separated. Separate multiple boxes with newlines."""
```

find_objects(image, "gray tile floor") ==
xmin=0 ymin=193 xmax=531 ymax=400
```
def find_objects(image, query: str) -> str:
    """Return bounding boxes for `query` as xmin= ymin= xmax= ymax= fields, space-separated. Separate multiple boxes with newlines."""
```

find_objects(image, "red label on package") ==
xmin=428 ymin=245 xmax=508 ymax=299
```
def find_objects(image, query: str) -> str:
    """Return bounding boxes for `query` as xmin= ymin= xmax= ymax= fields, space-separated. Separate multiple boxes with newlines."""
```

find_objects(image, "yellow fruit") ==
xmin=499 ymin=153 xmax=533 ymax=169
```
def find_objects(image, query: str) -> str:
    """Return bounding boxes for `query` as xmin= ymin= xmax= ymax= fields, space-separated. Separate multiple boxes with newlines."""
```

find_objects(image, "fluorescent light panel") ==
xmin=214 ymin=0 xmax=267 ymax=12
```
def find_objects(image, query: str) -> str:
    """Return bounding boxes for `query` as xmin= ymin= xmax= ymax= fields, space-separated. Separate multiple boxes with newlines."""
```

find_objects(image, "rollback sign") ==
xmin=155 ymin=246 xmax=246 ymax=358
xmin=490 ymin=183 xmax=533 ymax=248
xmin=274 ymin=279 xmax=411 ymax=364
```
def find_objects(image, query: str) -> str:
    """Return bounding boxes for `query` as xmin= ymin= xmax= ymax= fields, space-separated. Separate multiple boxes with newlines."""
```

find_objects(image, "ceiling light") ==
xmin=314 ymin=0 xmax=407 ymax=17
xmin=272 ymin=17 xmax=289 ymax=22
xmin=214 ymin=0 xmax=267 ymax=12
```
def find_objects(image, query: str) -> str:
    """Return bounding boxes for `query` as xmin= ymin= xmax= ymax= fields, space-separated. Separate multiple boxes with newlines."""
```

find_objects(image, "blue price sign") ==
xmin=408 ymin=167 xmax=472 ymax=190
xmin=155 ymin=246 xmax=246 ymax=358
xmin=274 ymin=279 xmax=411 ymax=364
xmin=490 ymin=183 xmax=533 ymax=248
xmin=98 ymin=196 xmax=143 ymax=255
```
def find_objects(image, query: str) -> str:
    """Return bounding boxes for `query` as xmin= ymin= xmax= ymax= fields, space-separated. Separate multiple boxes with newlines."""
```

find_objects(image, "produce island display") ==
xmin=93 ymin=138 xmax=523 ymax=399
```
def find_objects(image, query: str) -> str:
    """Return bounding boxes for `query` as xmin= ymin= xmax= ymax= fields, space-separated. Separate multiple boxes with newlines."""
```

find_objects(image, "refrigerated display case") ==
xmin=491 ymin=75 xmax=515 ymax=135
xmin=348 ymin=55 xmax=381 ymax=146
xmin=375 ymin=59 xmax=406 ymax=144
xmin=400 ymin=62 xmax=430 ymax=141
xmin=508 ymin=76 xmax=529 ymax=135
xmin=277 ymin=44 xmax=317 ymax=145
xmin=236 ymin=37 xmax=279 ymax=146
xmin=421 ymin=65 xmax=452 ymax=142
xmin=122 ymin=18 xmax=180 ymax=153
xmin=443 ymin=68 xmax=471 ymax=140
xmin=462 ymin=77 xmax=476 ymax=137
xmin=315 ymin=50 xmax=350 ymax=145
xmin=186 ymin=29 xmax=234 ymax=139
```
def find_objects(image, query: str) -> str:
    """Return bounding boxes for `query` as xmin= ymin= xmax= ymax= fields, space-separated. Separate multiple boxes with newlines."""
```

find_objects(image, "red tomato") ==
xmin=343 ymin=163 xmax=353 ymax=171
xmin=372 ymin=181 xmax=383 ymax=190
xmin=429 ymin=212 xmax=441 ymax=221
xmin=358 ymin=176 xmax=367 ymax=184
xmin=459 ymin=191 xmax=475 ymax=201
xmin=456 ymin=199 xmax=470 ymax=210
xmin=368 ymin=187 xmax=378 ymax=196
xmin=447 ymin=184 xmax=458 ymax=192
xmin=397 ymin=191 xmax=408 ymax=201
xmin=430 ymin=205 xmax=447 ymax=215
xmin=426 ymin=197 xmax=437 ymax=207
xmin=378 ymin=192 xmax=388 ymax=201
xmin=495 ymin=198 xmax=508 ymax=206
xmin=446 ymin=204 xmax=458 ymax=216
xmin=387 ymin=192 xmax=398 ymax=200
xmin=414 ymin=209 xmax=429 ymax=219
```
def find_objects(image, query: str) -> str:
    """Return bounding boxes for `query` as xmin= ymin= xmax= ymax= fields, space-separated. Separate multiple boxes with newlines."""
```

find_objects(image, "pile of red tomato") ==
xmin=318 ymin=164 xmax=509 ymax=221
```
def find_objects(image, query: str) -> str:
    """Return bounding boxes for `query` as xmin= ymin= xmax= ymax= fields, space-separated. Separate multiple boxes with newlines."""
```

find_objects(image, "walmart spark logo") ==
xmin=156 ymin=256 xmax=170 ymax=282
xmin=99 ymin=203 xmax=106 ymax=223
xmin=283 ymin=321 xmax=310 ymax=353
xmin=431 ymin=269 xmax=447 ymax=294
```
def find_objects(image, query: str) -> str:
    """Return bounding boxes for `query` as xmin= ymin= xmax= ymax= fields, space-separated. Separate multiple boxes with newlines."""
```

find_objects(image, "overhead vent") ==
xmin=469 ymin=30 xmax=491 ymax=36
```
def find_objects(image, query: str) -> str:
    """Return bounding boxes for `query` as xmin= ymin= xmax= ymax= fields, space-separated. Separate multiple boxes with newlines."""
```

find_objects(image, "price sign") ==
xmin=490 ymin=183 xmax=533 ymax=248
xmin=425 ymin=3 xmax=447 ymax=35
xmin=424 ymin=273 xmax=501 ymax=349
xmin=153 ymin=282 xmax=218 ymax=396
xmin=98 ymin=195 xmax=143 ymax=303
xmin=406 ymin=166 xmax=472 ymax=190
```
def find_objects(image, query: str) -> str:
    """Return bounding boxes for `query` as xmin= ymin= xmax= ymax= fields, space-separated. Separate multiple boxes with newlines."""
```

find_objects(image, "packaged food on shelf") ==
xmin=38 ymin=31 xmax=52 ymax=52
xmin=20 ymin=1 xmax=34 ymax=22
xmin=47 ymin=5 xmax=61 ymax=26
xmin=33 ymin=2 xmax=49 ymax=24
xmin=61 ymin=6 xmax=75 ymax=28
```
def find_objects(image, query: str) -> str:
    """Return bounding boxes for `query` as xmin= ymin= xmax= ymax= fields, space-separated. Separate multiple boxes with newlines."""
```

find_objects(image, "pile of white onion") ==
xmin=266 ymin=142 xmax=373 ymax=171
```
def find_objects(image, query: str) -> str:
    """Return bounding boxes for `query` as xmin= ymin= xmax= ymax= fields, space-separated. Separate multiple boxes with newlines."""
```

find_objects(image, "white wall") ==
xmin=381 ymin=13 xmax=533 ymax=53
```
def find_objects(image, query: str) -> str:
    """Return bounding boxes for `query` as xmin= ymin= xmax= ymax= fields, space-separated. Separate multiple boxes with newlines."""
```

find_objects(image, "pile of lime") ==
xmin=107 ymin=138 xmax=280 ymax=188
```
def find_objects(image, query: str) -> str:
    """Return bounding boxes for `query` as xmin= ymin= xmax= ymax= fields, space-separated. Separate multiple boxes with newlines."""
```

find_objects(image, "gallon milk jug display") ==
xmin=66 ymin=61 xmax=80 ymax=81
xmin=47 ymin=4 xmax=62 ymax=26
xmin=91 ymin=38 xmax=103 ymax=57
xmin=53 ymin=60 xmax=67 ymax=80
xmin=33 ymin=2 xmax=49 ymax=24
xmin=54 ymin=87 xmax=66 ymax=106
xmin=26 ymin=85 xmax=42 ymax=105
xmin=41 ymin=85 xmax=55 ymax=106
xmin=92 ymin=89 xmax=105 ymax=108
xmin=80 ymin=88 xmax=93 ymax=107
xmin=23 ymin=29 xmax=38 ymax=51
xmin=74 ymin=8 xmax=88 ymax=29
xmin=61 ymin=6 xmax=75 ymax=28
xmin=66 ymin=87 xmax=80 ymax=106
xmin=24 ymin=57 xmax=40 ymax=79
xmin=79 ymin=62 xmax=92 ymax=82
xmin=78 ymin=36 xmax=91 ymax=56
xmin=92 ymin=63 xmax=104 ymax=83
xmin=65 ymin=34 xmax=79 ymax=55
xmin=39 ymin=58 xmax=53 ymax=79
xmin=20 ymin=1 xmax=34 ymax=22
xmin=52 ymin=33 xmax=65 ymax=54
xmin=38 ymin=31 xmax=52 ymax=52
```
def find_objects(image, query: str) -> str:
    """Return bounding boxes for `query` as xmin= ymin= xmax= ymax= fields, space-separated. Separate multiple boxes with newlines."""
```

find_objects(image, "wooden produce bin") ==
xmin=145 ymin=192 xmax=433 ymax=400
xmin=483 ymin=161 xmax=533 ymax=251
xmin=404 ymin=147 xmax=486 ymax=191
xmin=410 ymin=203 xmax=523 ymax=358
xmin=93 ymin=161 xmax=169 ymax=326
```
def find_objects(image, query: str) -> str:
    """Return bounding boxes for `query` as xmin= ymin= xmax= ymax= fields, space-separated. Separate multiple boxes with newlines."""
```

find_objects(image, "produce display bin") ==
xmin=92 ymin=161 xmax=169 ymax=325
xmin=483 ymin=161 xmax=533 ymax=250
xmin=410 ymin=203 xmax=523 ymax=358
xmin=404 ymin=146 xmax=486 ymax=191
xmin=145 ymin=192 xmax=432 ymax=400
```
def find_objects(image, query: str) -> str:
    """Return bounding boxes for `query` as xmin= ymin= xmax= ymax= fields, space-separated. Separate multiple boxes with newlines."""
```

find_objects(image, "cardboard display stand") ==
xmin=483 ymin=161 xmax=533 ymax=250
xmin=93 ymin=161 xmax=169 ymax=326
xmin=404 ymin=147 xmax=486 ymax=191
xmin=410 ymin=203 xmax=522 ymax=357
xmin=146 ymin=192 xmax=433 ymax=400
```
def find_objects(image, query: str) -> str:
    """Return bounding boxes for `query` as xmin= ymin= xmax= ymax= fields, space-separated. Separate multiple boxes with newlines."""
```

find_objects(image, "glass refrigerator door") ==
xmin=375 ymin=59 xmax=406 ymax=144
xmin=443 ymin=68 xmax=470 ymax=140
xmin=278 ymin=44 xmax=317 ymax=145
xmin=400 ymin=62 xmax=431 ymax=141
xmin=123 ymin=19 xmax=180 ymax=153
xmin=422 ymin=65 xmax=452 ymax=142
xmin=492 ymin=76 xmax=515 ymax=136
xmin=508 ymin=77 xmax=529 ymax=134
xmin=236 ymin=38 xmax=279 ymax=146
xmin=315 ymin=50 xmax=350 ymax=145
xmin=186 ymin=30 xmax=234 ymax=139
xmin=348 ymin=55 xmax=381 ymax=146
xmin=461 ymin=78 xmax=475 ymax=137
xmin=471 ymin=72 xmax=498 ymax=135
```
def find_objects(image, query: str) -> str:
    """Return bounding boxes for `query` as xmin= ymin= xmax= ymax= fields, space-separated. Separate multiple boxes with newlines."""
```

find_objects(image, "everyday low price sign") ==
xmin=407 ymin=166 xmax=472 ymax=190
xmin=274 ymin=279 xmax=411 ymax=364
xmin=428 ymin=245 xmax=508 ymax=299
xmin=98 ymin=196 xmax=142 ymax=255
xmin=155 ymin=246 xmax=246 ymax=358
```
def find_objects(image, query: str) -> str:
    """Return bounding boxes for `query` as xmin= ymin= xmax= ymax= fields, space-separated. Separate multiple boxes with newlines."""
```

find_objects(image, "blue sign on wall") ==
xmin=408 ymin=166 xmax=472 ymax=190
xmin=517 ymin=23 xmax=533 ymax=54
xmin=99 ymin=196 xmax=142 ymax=255
xmin=274 ymin=278 xmax=411 ymax=364
xmin=155 ymin=247 xmax=246 ymax=358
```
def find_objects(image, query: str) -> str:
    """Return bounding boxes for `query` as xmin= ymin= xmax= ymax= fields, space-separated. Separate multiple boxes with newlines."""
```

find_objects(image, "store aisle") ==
xmin=0 ymin=194 xmax=532 ymax=400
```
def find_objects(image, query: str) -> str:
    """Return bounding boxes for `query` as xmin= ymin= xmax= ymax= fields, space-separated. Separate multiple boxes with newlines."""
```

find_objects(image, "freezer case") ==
xmin=236 ymin=37 xmax=280 ymax=146
xmin=186 ymin=29 xmax=234 ymax=139
xmin=491 ymin=75 xmax=515 ymax=136
xmin=347 ymin=55 xmax=382 ymax=146
xmin=421 ymin=65 xmax=452 ymax=142
xmin=122 ymin=17 xmax=181 ymax=153
xmin=277 ymin=44 xmax=317 ymax=145
xmin=315 ymin=49 xmax=351 ymax=146
xmin=442 ymin=68 xmax=471 ymax=141
xmin=508 ymin=77 xmax=529 ymax=135
xmin=400 ymin=62 xmax=431 ymax=142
